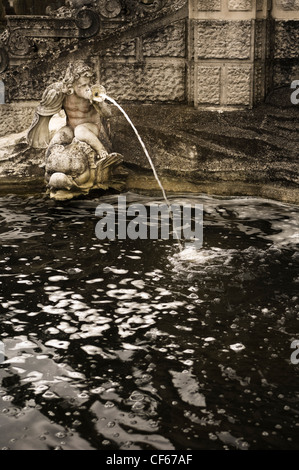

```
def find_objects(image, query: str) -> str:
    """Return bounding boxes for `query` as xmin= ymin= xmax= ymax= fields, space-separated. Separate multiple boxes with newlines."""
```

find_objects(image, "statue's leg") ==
xmin=47 ymin=126 xmax=74 ymax=156
xmin=74 ymin=123 xmax=107 ymax=157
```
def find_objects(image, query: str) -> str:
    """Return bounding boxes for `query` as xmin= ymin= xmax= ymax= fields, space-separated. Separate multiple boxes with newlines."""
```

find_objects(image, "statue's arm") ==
xmin=92 ymin=100 xmax=112 ymax=119
xmin=90 ymin=84 xmax=112 ymax=119
xmin=27 ymin=82 xmax=65 ymax=149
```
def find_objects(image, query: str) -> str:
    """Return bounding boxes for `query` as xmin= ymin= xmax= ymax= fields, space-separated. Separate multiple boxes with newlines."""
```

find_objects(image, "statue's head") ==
xmin=62 ymin=61 xmax=96 ymax=100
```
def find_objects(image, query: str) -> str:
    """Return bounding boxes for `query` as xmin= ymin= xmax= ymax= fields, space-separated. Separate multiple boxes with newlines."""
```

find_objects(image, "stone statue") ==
xmin=27 ymin=61 xmax=123 ymax=200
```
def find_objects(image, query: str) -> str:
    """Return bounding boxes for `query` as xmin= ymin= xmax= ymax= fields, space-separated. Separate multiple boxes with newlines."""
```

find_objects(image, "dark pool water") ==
xmin=0 ymin=192 xmax=298 ymax=450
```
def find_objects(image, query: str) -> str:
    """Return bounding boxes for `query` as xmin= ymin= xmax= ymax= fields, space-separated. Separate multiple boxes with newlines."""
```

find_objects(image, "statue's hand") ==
xmin=91 ymin=85 xmax=107 ymax=103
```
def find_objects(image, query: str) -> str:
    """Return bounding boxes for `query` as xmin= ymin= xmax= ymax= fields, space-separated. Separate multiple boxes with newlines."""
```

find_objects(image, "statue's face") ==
xmin=73 ymin=76 xmax=92 ymax=100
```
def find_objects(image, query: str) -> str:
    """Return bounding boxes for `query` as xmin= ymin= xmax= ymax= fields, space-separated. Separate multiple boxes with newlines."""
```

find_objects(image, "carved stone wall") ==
xmin=0 ymin=0 xmax=189 ymax=103
xmin=0 ymin=0 xmax=298 ymax=109
xmin=99 ymin=18 xmax=187 ymax=102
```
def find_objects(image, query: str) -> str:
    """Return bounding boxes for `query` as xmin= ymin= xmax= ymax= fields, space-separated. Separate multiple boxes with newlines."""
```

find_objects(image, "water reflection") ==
xmin=0 ymin=193 xmax=298 ymax=450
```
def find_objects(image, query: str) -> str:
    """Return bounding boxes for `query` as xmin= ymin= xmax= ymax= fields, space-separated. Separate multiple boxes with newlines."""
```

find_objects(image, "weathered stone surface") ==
xmin=99 ymin=39 xmax=136 ymax=57
xmin=275 ymin=0 xmax=299 ymax=10
xmin=0 ymin=105 xmax=35 ymax=137
xmin=226 ymin=66 xmax=252 ymax=105
xmin=196 ymin=0 xmax=221 ymax=10
xmin=256 ymin=0 xmax=264 ymax=10
xmin=196 ymin=66 xmax=221 ymax=105
xmin=53 ymin=107 xmax=299 ymax=193
xmin=273 ymin=62 xmax=299 ymax=86
xmin=195 ymin=21 xmax=252 ymax=59
xmin=228 ymin=0 xmax=252 ymax=10
xmin=108 ymin=103 xmax=299 ymax=202
xmin=101 ymin=63 xmax=186 ymax=102
xmin=143 ymin=21 xmax=186 ymax=58
xmin=0 ymin=130 xmax=44 ymax=179
xmin=274 ymin=20 xmax=299 ymax=58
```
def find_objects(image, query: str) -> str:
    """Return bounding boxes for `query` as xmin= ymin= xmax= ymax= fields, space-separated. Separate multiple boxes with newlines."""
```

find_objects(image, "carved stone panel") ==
xmin=98 ymin=0 xmax=122 ymax=18
xmin=101 ymin=62 xmax=186 ymax=102
xmin=228 ymin=0 xmax=253 ymax=10
xmin=195 ymin=20 xmax=252 ymax=60
xmin=226 ymin=66 xmax=252 ymax=105
xmin=196 ymin=65 xmax=221 ymax=105
xmin=196 ymin=0 xmax=221 ymax=10
xmin=275 ymin=0 xmax=299 ymax=10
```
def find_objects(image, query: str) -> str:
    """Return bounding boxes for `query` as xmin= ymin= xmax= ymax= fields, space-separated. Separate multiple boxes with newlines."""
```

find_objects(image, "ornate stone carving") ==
xmin=123 ymin=0 xmax=167 ymax=17
xmin=137 ymin=0 xmax=167 ymax=14
xmin=98 ymin=0 xmax=122 ymax=18
xmin=0 ymin=6 xmax=100 ymax=68
xmin=75 ymin=8 xmax=100 ymax=37
xmin=1 ymin=0 xmax=188 ymax=103
xmin=8 ymin=30 xmax=32 ymax=56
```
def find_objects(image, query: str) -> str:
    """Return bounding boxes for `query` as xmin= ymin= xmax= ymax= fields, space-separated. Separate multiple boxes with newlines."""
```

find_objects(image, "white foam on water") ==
xmin=174 ymin=246 xmax=235 ymax=265
xmin=45 ymin=340 xmax=70 ymax=350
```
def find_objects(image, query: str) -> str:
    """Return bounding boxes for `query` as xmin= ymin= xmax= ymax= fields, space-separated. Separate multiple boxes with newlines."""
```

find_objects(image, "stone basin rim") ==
xmin=0 ymin=175 xmax=298 ymax=206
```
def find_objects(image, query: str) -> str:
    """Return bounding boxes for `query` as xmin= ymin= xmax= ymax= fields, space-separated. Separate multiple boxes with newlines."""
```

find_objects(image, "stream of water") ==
xmin=0 ymin=191 xmax=298 ymax=450
xmin=97 ymin=94 xmax=184 ymax=251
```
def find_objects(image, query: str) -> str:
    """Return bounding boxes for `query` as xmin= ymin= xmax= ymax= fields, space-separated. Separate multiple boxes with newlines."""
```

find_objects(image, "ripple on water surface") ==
xmin=0 ymin=194 xmax=298 ymax=450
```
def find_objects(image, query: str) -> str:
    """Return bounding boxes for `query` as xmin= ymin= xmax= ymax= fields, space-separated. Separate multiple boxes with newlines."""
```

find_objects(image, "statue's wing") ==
xmin=27 ymin=82 xmax=64 ymax=149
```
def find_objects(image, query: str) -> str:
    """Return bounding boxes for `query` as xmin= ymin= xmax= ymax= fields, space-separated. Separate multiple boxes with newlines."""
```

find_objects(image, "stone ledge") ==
xmin=109 ymin=101 xmax=299 ymax=203
xmin=0 ymin=98 xmax=298 ymax=204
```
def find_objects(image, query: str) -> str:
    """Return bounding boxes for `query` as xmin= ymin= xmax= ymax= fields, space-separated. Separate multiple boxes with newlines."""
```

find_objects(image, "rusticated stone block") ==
xmin=143 ymin=21 xmax=186 ymax=58
xmin=101 ymin=63 xmax=186 ymax=102
xmin=273 ymin=62 xmax=299 ymax=86
xmin=196 ymin=0 xmax=221 ymax=10
xmin=100 ymin=40 xmax=136 ymax=57
xmin=195 ymin=21 xmax=252 ymax=59
xmin=228 ymin=0 xmax=252 ymax=10
xmin=196 ymin=66 xmax=221 ymax=105
xmin=226 ymin=66 xmax=252 ymax=105
xmin=274 ymin=20 xmax=299 ymax=58
xmin=275 ymin=0 xmax=299 ymax=10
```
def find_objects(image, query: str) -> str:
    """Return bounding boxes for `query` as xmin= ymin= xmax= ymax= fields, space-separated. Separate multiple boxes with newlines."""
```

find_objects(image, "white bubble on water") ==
xmin=48 ymin=276 xmax=69 ymax=282
xmin=45 ymin=340 xmax=70 ymax=350
xmin=230 ymin=343 xmax=245 ymax=352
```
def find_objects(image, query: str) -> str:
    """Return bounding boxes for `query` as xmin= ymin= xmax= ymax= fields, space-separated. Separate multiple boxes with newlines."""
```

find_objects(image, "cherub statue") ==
xmin=27 ymin=61 xmax=123 ymax=200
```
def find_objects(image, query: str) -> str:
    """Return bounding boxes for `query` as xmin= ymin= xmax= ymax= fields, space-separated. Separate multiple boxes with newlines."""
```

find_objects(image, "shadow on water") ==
xmin=0 ymin=192 xmax=298 ymax=450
